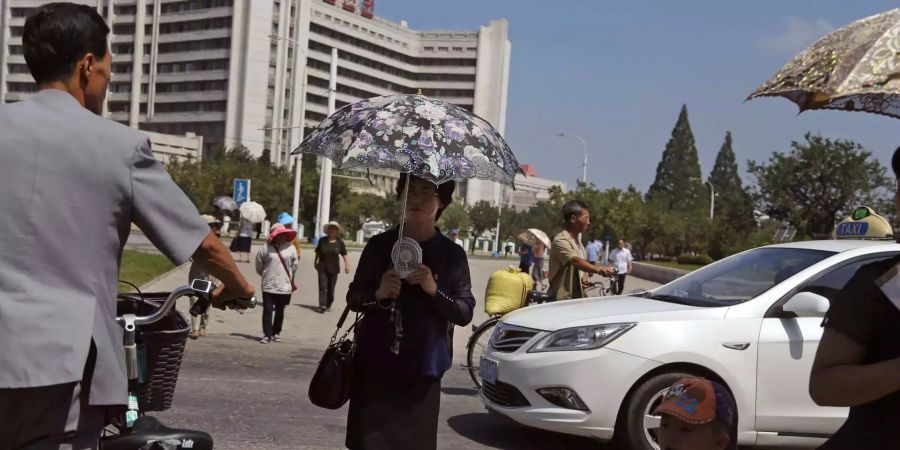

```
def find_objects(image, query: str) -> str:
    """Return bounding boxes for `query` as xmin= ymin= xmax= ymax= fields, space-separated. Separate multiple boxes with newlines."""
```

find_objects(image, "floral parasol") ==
xmin=291 ymin=94 xmax=523 ymax=187
xmin=748 ymin=8 xmax=900 ymax=119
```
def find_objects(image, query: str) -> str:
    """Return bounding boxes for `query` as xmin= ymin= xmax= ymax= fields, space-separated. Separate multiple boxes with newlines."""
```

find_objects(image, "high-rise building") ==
xmin=0 ymin=0 xmax=511 ymax=205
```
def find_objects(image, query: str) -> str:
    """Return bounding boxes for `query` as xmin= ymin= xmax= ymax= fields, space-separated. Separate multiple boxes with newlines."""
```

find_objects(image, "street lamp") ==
xmin=691 ymin=178 xmax=716 ymax=220
xmin=269 ymin=33 xmax=309 ymax=233
xmin=557 ymin=133 xmax=588 ymax=185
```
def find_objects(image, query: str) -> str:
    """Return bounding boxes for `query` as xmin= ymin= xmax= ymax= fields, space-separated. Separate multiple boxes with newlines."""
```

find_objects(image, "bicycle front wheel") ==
xmin=466 ymin=317 xmax=500 ymax=389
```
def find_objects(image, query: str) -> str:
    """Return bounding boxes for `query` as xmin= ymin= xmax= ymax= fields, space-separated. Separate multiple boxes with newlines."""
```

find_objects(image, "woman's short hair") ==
xmin=396 ymin=174 xmax=456 ymax=221
xmin=23 ymin=3 xmax=110 ymax=84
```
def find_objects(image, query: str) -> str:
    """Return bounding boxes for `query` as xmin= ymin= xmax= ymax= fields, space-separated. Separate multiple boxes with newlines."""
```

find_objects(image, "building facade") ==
xmin=0 ymin=0 xmax=511 ymax=205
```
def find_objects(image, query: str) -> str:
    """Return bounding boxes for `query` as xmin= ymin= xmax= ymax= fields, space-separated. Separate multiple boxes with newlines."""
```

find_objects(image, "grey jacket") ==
xmin=0 ymin=89 xmax=209 ymax=405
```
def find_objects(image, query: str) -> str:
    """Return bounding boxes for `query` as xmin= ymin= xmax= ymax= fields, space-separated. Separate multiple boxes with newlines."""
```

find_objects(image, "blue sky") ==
xmin=374 ymin=0 xmax=899 ymax=191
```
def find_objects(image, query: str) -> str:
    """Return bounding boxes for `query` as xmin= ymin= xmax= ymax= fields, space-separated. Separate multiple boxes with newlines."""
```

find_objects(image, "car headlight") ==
xmin=528 ymin=323 xmax=636 ymax=353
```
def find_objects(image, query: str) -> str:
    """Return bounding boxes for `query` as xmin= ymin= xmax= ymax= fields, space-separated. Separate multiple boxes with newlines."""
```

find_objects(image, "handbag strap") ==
xmin=274 ymin=244 xmax=297 ymax=290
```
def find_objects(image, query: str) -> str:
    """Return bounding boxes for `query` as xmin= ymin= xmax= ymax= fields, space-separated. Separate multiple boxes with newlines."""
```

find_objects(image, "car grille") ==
xmin=489 ymin=323 xmax=539 ymax=352
xmin=482 ymin=380 xmax=531 ymax=407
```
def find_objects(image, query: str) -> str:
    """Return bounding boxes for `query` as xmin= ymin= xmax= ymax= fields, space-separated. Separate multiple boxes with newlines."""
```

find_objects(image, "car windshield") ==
xmin=640 ymin=247 xmax=834 ymax=307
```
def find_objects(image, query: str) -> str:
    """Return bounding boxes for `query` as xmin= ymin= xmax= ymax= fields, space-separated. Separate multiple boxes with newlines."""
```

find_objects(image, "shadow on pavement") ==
xmin=441 ymin=386 xmax=479 ymax=397
xmin=229 ymin=332 xmax=262 ymax=341
xmin=447 ymin=412 xmax=603 ymax=449
xmin=295 ymin=304 xmax=325 ymax=313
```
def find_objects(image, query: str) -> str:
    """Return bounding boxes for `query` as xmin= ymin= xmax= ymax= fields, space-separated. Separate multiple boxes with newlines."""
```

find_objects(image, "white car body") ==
xmin=479 ymin=240 xmax=900 ymax=448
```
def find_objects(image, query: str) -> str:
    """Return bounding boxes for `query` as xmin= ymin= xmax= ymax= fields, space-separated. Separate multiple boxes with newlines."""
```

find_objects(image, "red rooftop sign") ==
xmin=323 ymin=0 xmax=374 ymax=19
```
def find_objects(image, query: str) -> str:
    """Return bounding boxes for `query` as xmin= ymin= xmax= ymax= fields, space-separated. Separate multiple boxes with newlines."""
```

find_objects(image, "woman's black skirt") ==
xmin=230 ymin=236 xmax=252 ymax=253
xmin=346 ymin=367 xmax=440 ymax=450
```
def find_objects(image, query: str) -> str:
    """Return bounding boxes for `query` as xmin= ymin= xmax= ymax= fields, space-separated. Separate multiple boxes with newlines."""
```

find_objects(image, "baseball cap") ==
xmin=653 ymin=378 xmax=735 ymax=427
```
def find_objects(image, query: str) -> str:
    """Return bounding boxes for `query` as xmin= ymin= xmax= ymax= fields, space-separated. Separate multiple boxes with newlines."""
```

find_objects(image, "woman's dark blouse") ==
xmin=820 ymin=256 xmax=900 ymax=449
xmin=347 ymin=228 xmax=475 ymax=380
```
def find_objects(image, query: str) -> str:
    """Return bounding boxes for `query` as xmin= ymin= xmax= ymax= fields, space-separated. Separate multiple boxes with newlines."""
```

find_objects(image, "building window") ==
xmin=114 ymin=5 xmax=137 ymax=15
xmin=438 ymin=47 xmax=448 ymax=52
xmin=154 ymin=101 xmax=227 ymax=113
xmin=8 ymin=82 xmax=38 ymax=93
xmin=452 ymin=47 xmax=462 ymax=52
xmin=10 ymin=27 xmax=24 ymax=37
xmin=423 ymin=47 xmax=434 ymax=51
xmin=7 ymin=64 xmax=31 ymax=74
xmin=11 ymin=7 xmax=36 ymax=17
xmin=9 ymin=46 xmax=25 ymax=56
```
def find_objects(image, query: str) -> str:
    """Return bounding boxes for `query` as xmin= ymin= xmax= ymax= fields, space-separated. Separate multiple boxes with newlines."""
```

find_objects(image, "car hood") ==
xmin=501 ymin=295 xmax=728 ymax=331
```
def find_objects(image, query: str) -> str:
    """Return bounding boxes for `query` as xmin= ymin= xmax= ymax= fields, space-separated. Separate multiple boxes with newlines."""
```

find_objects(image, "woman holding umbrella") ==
xmin=345 ymin=174 xmax=475 ymax=450
xmin=292 ymin=93 xmax=521 ymax=449
xmin=314 ymin=221 xmax=350 ymax=313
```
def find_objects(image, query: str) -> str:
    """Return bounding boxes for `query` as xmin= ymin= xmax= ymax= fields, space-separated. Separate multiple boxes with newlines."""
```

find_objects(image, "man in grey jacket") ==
xmin=0 ymin=3 xmax=255 ymax=448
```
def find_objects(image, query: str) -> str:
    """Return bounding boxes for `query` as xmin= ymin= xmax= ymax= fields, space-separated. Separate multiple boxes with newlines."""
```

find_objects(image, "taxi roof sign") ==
xmin=833 ymin=206 xmax=893 ymax=240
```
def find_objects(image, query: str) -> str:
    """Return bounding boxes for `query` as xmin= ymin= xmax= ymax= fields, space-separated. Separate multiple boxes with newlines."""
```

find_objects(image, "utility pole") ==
xmin=692 ymin=178 xmax=716 ymax=219
xmin=557 ymin=133 xmax=588 ymax=185
xmin=314 ymin=48 xmax=338 ymax=241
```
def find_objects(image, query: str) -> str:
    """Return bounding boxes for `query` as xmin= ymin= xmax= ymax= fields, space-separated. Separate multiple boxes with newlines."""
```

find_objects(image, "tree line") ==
xmin=166 ymin=105 xmax=893 ymax=261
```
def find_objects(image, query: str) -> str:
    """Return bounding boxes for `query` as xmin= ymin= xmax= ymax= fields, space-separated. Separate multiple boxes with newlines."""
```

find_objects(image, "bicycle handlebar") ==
xmin=116 ymin=283 xmax=257 ymax=327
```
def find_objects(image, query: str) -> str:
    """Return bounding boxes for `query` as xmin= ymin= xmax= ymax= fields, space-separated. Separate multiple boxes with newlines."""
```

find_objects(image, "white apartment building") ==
xmin=0 ymin=0 xmax=511 ymax=205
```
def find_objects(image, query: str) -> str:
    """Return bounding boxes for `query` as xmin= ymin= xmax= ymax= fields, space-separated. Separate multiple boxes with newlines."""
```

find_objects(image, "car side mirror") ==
xmin=782 ymin=292 xmax=830 ymax=318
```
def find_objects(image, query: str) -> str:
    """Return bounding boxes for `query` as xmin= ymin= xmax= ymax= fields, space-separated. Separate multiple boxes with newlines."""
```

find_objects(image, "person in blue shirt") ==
xmin=518 ymin=244 xmax=533 ymax=273
xmin=345 ymin=174 xmax=475 ymax=450
xmin=586 ymin=237 xmax=603 ymax=265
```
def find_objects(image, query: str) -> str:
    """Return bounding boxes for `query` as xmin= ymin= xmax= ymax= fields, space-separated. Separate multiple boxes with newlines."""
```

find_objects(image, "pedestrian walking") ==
xmin=187 ymin=215 xmax=223 ymax=339
xmin=548 ymin=200 xmax=614 ymax=301
xmin=229 ymin=216 xmax=254 ymax=262
xmin=586 ymin=237 xmax=602 ymax=265
xmin=346 ymin=174 xmax=475 ymax=450
xmin=315 ymin=221 xmax=350 ymax=313
xmin=518 ymin=244 xmax=533 ymax=273
xmin=608 ymin=239 xmax=633 ymax=295
xmin=0 ymin=4 xmax=255 ymax=446
xmin=808 ymin=146 xmax=900 ymax=449
xmin=531 ymin=241 xmax=547 ymax=289
xmin=255 ymin=223 xmax=298 ymax=344
xmin=654 ymin=378 xmax=737 ymax=450
xmin=448 ymin=229 xmax=464 ymax=248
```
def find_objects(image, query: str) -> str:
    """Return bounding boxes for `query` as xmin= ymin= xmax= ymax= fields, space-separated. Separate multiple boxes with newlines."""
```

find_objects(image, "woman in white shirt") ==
xmin=255 ymin=223 xmax=298 ymax=343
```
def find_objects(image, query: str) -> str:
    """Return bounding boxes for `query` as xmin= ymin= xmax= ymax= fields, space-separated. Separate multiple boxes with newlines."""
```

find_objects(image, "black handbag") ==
xmin=309 ymin=305 xmax=361 ymax=409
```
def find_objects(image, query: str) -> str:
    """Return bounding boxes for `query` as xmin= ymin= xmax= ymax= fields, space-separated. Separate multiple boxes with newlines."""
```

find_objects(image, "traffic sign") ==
xmin=233 ymin=179 xmax=251 ymax=205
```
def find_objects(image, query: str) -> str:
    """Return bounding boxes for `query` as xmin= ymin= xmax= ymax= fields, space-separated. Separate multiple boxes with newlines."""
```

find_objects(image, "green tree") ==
xmin=706 ymin=132 xmax=756 ymax=259
xmin=334 ymin=192 xmax=394 ymax=237
xmin=468 ymin=200 xmax=499 ymax=251
xmin=647 ymin=105 xmax=704 ymax=211
xmin=437 ymin=201 xmax=470 ymax=235
xmin=748 ymin=133 xmax=892 ymax=238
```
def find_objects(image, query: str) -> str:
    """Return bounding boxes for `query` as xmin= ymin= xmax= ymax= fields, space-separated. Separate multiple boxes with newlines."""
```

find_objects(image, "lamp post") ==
xmin=557 ymin=133 xmax=588 ymax=185
xmin=268 ymin=33 xmax=309 ymax=233
xmin=691 ymin=178 xmax=716 ymax=220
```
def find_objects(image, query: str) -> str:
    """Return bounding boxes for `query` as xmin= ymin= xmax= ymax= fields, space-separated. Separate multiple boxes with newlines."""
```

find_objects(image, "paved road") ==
xmin=138 ymin=241 xmax=660 ymax=449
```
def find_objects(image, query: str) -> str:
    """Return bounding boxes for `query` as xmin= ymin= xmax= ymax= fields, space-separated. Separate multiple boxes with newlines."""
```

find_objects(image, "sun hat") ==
xmin=652 ymin=378 xmax=736 ymax=427
xmin=201 ymin=214 xmax=222 ymax=225
xmin=268 ymin=223 xmax=297 ymax=242
xmin=277 ymin=212 xmax=294 ymax=226
xmin=322 ymin=221 xmax=343 ymax=234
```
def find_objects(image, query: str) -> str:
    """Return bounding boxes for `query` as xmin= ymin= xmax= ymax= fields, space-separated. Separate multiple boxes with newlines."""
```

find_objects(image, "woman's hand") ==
xmin=376 ymin=268 xmax=402 ymax=300
xmin=407 ymin=263 xmax=437 ymax=297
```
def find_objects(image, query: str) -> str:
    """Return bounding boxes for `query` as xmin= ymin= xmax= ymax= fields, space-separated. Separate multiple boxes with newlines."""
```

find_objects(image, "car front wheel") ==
xmin=617 ymin=371 xmax=697 ymax=450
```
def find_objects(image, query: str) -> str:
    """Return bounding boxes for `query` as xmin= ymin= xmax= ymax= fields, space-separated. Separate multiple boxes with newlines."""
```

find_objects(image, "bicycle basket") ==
xmin=117 ymin=293 xmax=191 ymax=412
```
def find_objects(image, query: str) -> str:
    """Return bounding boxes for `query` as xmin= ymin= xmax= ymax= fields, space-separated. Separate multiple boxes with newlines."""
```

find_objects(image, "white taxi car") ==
xmin=480 ymin=211 xmax=898 ymax=449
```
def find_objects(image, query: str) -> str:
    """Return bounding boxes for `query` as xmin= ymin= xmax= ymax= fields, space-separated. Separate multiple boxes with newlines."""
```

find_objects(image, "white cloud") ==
xmin=764 ymin=18 xmax=835 ymax=54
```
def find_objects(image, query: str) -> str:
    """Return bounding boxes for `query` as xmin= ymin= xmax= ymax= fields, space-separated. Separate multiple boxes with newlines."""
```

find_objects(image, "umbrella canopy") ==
xmin=748 ymin=8 xmax=900 ymax=118
xmin=291 ymin=94 xmax=523 ymax=187
xmin=239 ymin=201 xmax=266 ymax=223
xmin=517 ymin=228 xmax=550 ymax=248
xmin=213 ymin=195 xmax=238 ymax=211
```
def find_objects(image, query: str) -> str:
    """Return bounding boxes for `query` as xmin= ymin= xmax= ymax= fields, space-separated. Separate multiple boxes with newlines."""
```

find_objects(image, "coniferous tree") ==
xmin=709 ymin=132 xmax=755 ymax=231
xmin=647 ymin=105 xmax=703 ymax=211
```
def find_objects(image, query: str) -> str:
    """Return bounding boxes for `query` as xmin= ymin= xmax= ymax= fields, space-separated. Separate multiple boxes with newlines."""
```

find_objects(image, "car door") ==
xmin=755 ymin=253 xmax=896 ymax=436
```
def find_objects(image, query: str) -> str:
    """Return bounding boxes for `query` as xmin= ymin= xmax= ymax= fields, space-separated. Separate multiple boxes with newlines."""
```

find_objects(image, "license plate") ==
xmin=479 ymin=357 xmax=499 ymax=385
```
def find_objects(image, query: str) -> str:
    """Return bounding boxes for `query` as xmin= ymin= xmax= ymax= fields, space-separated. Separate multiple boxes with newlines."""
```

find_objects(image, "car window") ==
xmin=641 ymin=248 xmax=833 ymax=307
xmin=800 ymin=254 xmax=897 ymax=303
